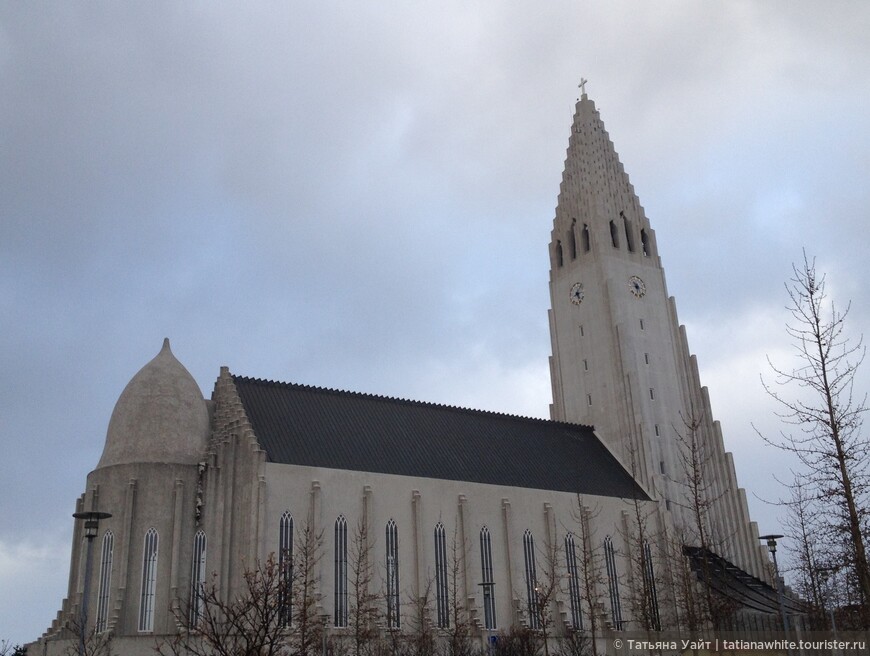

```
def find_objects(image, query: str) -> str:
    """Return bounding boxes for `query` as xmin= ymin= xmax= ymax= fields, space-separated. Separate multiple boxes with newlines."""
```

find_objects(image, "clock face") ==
xmin=629 ymin=275 xmax=646 ymax=298
xmin=569 ymin=282 xmax=585 ymax=305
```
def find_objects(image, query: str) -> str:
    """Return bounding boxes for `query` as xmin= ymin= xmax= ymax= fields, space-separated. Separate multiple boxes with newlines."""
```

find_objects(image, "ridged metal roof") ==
xmin=232 ymin=375 xmax=648 ymax=499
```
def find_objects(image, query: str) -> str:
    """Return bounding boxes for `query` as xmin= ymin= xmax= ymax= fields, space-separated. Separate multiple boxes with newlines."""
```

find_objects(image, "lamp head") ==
xmin=73 ymin=511 xmax=112 ymax=540
xmin=758 ymin=533 xmax=784 ymax=554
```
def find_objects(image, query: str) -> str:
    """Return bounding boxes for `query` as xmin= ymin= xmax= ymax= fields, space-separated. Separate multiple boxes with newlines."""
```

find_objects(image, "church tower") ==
xmin=547 ymin=88 xmax=769 ymax=580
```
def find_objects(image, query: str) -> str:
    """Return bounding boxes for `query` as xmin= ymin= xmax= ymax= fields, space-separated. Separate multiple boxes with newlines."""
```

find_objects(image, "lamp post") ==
xmin=818 ymin=566 xmax=839 ymax=646
xmin=759 ymin=534 xmax=789 ymax=637
xmin=319 ymin=612 xmax=330 ymax=656
xmin=478 ymin=582 xmax=496 ymax=654
xmin=72 ymin=510 xmax=111 ymax=656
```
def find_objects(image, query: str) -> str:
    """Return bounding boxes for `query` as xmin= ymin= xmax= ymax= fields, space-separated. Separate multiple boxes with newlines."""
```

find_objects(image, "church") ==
xmin=31 ymin=91 xmax=798 ymax=655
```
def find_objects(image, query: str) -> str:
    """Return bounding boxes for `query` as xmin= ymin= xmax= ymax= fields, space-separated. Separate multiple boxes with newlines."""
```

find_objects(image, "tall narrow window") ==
xmin=555 ymin=240 xmax=564 ymax=267
xmin=522 ymin=530 xmax=540 ymax=629
xmin=643 ymin=541 xmax=662 ymax=631
xmin=582 ymin=223 xmax=590 ymax=252
xmin=434 ymin=522 xmax=449 ymax=628
xmin=190 ymin=531 xmax=207 ymax=626
xmin=335 ymin=515 xmax=348 ymax=628
xmin=622 ymin=213 xmax=635 ymax=252
xmin=641 ymin=229 xmax=651 ymax=257
xmin=568 ymin=219 xmax=577 ymax=260
xmin=604 ymin=536 xmax=623 ymax=630
xmin=279 ymin=511 xmax=293 ymax=627
xmin=565 ymin=533 xmax=583 ymax=629
xmin=95 ymin=531 xmax=113 ymax=633
xmin=386 ymin=519 xmax=400 ymax=628
xmin=480 ymin=527 xmax=496 ymax=630
xmin=138 ymin=528 xmax=159 ymax=632
xmin=609 ymin=220 xmax=619 ymax=248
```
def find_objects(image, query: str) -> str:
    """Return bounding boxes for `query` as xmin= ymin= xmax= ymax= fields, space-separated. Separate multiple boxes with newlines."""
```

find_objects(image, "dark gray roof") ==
xmin=232 ymin=375 xmax=648 ymax=500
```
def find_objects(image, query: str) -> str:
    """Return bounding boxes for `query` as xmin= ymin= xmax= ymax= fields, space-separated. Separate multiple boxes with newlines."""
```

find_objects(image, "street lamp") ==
xmin=759 ymin=534 xmax=789 ymax=636
xmin=478 ymin=582 xmax=496 ymax=654
xmin=319 ymin=612 xmax=330 ymax=656
xmin=818 ymin=566 xmax=839 ymax=639
xmin=72 ymin=510 xmax=111 ymax=656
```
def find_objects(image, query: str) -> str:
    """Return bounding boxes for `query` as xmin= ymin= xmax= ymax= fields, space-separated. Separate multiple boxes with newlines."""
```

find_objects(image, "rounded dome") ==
xmin=98 ymin=339 xmax=210 ymax=468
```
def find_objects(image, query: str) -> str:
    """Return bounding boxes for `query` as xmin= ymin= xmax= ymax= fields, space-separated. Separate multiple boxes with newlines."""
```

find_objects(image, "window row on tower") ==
xmin=554 ymin=213 xmax=654 ymax=268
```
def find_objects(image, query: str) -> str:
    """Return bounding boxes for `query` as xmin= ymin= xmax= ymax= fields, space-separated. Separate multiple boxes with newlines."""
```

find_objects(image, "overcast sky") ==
xmin=2 ymin=1 xmax=869 ymax=644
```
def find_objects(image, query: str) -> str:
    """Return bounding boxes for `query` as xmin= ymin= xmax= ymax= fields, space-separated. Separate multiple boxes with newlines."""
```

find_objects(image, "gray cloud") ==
xmin=2 ymin=1 xmax=869 ymax=644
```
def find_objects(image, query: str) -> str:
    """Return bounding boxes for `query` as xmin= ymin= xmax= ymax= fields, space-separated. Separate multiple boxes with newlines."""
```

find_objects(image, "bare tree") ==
xmin=405 ymin=577 xmax=437 ymax=656
xmin=669 ymin=406 xmax=732 ymax=630
xmin=781 ymin=478 xmax=827 ymax=629
xmin=761 ymin=253 xmax=869 ymax=625
xmin=526 ymin=533 xmax=561 ymax=656
xmin=667 ymin=530 xmax=706 ymax=634
xmin=62 ymin=615 xmax=115 ymax=656
xmin=158 ymin=516 xmax=324 ymax=656
xmin=0 ymin=641 xmax=26 ymax=656
xmin=491 ymin=626 xmax=540 ymax=656
xmin=292 ymin=522 xmax=326 ymax=656
xmin=621 ymin=436 xmax=663 ymax=633
xmin=157 ymin=553 xmax=291 ymax=656
xmin=349 ymin=518 xmax=380 ymax=656
xmin=572 ymin=499 xmax=605 ymax=656
xmin=445 ymin=524 xmax=474 ymax=656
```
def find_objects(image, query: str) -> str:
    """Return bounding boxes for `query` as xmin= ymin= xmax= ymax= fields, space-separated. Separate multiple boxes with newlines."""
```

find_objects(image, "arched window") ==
xmin=279 ymin=511 xmax=293 ymax=627
xmin=95 ymin=531 xmax=113 ymax=633
xmin=190 ymin=531 xmax=207 ymax=626
xmin=643 ymin=541 xmax=662 ymax=631
xmin=335 ymin=515 xmax=348 ymax=627
xmin=138 ymin=528 xmax=159 ymax=632
xmin=622 ymin=213 xmax=635 ymax=252
xmin=582 ymin=223 xmax=591 ymax=252
xmin=434 ymin=522 xmax=449 ymax=628
xmin=609 ymin=221 xmax=619 ymax=249
xmin=565 ymin=533 xmax=582 ymax=629
xmin=604 ymin=536 xmax=623 ymax=630
xmin=568 ymin=219 xmax=577 ymax=260
xmin=555 ymin=240 xmax=564 ymax=267
xmin=641 ymin=229 xmax=651 ymax=257
xmin=386 ymin=519 xmax=400 ymax=628
xmin=479 ymin=527 xmax=496 ymax=630
xmin=522 ymin=530 xmax=540 ymax=629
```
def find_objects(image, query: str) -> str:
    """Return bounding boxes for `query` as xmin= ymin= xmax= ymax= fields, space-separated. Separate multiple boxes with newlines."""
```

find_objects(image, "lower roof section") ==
xmin=231 ymin=375 xmax=648 ymax=500
xmin=684 ymin=546 xmax=807 ymax=616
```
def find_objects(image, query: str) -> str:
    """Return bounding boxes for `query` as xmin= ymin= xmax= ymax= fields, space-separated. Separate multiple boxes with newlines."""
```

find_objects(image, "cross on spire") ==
xmin=578 ymin=78 xmax=588 ymax=96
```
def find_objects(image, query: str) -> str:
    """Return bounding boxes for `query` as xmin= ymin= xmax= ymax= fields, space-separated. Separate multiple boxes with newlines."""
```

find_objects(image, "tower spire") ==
xmin=546 ymin=91 xmax=769 ymax=582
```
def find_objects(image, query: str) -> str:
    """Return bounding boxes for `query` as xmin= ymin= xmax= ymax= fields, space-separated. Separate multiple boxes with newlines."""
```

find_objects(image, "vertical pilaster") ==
xmin=412 ymin=489 xmax=422 ymax=604
xmin=169 ymin=479 xmax=184 ymax=610
xmin=501 ymin=498 xmax=514 ymax=624
xmin=457 ymin=494 xmax=470 ymax=612
xmin=116 ymin=479 xmax=137 ymax=633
